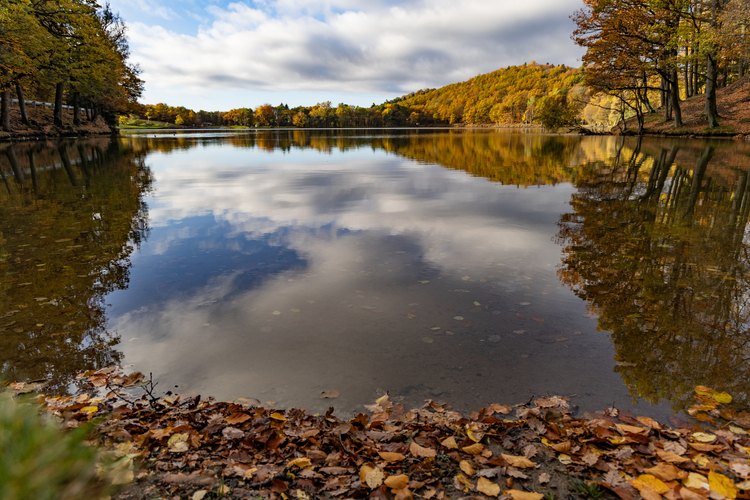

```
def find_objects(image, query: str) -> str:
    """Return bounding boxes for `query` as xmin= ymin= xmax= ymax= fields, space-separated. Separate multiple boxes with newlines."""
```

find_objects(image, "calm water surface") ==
xmin=2 ymin=129 xmax=749 ymax=421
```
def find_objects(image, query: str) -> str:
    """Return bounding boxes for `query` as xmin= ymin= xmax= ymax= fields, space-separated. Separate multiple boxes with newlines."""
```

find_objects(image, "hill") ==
xmin=389 ymin=63 xmax=587 ymax=126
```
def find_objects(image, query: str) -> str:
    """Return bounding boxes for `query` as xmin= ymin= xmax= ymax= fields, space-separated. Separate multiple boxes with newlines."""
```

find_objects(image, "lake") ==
xmin=2 ymin=129 xmax=749 ymax=421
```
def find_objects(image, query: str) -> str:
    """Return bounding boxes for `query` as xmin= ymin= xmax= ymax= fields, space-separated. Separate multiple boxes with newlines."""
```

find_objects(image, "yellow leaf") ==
xmin=630 ymin=474 xmax=669 ymax=495
xmin=708 ymin=471 xmax=737 ymax=499
xmin=683 ymin=473 xmax=709 ymax=492
xmin=409 ymin=442 xmax=437 ymax=458
xmin=462 ymin=443 xmax=484 ymax=455
xmin=692 ymin=432 xmax=717 ymax=443
xmin=502 ymin=454 xmax=535 ymax=469
xmin=80 ymin=406 xmax=98 ymax=414
xmin=441 ymin=436 xmax=458 ymax=449
xmin=375 ymin=394 xmax=389 ymax=405
xmin=709 ymin=391 xmax=732 ymax=405
xmin=737 ymin=480 xmax=750 ymax=490
xmin=477 ymin=477 xmax=501 ymax=497
xmin=287 ymin=458 xmax=312 ymax=468
xmin=729 ymin=426 xmax=747 ymax=435
xmin=378 ymin=451 xmax=406 ymax=462
xmin=385 ymin=474 xmax=410 ymax=490
xmin=504 ymin=490 xmax=544 ymax=500
xmin=459 ymin=460 xmax=475 ymax=476
xmin=558 ymin=454 xmax=572 ymax=465
xmin=467 ymin=426 xmax=483 ymax=442
xmin=455 ymin=474 xmax=474 ymax=492
xmin=270 ymin=412 xmax=287 ymax=421
xmin=693 ymin=455 xmax=710 ymax=468
xmin=167 ymin=433 xmax=189 ymax=453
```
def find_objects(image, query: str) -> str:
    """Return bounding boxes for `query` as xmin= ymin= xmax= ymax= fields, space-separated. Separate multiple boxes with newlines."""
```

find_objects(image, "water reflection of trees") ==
xmin=0 ymin=138 xmax=152 ymax=393
xmin=556 ymin=137 xmax=750 ymax=411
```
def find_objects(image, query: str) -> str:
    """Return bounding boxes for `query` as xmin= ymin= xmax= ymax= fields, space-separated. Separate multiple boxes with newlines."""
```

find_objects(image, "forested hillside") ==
xmin=0 ymin=0 xmax=143 ymax=133
xmin=392 ymin=63 xmax=586 ymax=126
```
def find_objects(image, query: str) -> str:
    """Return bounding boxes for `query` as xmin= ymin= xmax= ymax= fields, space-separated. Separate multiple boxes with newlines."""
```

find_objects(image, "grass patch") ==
xmin=117 ymin=117 xmax=179 ymax=129
xmin=0 ymin=391 xmax=112 ymax=500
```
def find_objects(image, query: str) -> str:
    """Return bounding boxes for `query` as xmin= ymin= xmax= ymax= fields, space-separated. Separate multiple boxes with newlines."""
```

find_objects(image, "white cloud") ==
xmin=124 ymin=0 xmax=585 ymax=102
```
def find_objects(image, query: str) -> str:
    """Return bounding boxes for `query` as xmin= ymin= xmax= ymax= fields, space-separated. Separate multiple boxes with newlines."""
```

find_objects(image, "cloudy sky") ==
xmin=108 ymin=0 xmax=586 ymax=111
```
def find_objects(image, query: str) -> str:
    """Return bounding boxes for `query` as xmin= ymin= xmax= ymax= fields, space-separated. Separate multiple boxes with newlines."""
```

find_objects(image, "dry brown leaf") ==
xmin=378 ymin=451 xmax=406 ymax=462
xmin=636 ymin=416 xmax=662 ymax=429
xmin=477 ymin=477 xmax=501 ymax=497
xmin=679 ymin=487 xmax=709 ymax=500
xmin=502 ymin=454 xmax=535 ymax=469
xmin=504 ymin=489 xmax=544 ymax=500
xmin=454 ymin=474 xmax=474 ymax=492
xmin=225 ymin=412 xmax=251 ymax=425
xmin=656 ymin=450 xmax=690 ymax=464
xmin=644 ymin=463 xmax=688 ymax=482
xmin=581 ymin=451 xmax=599 ymax=466
xmin=490 ymin=404 xmax=512 ymax=414
xmin=463 ymin=443 xmax=484 ymax=455
xmin=551 ymin=441 xmax=571 ymax=453
xmin=616 ymin=423 xmax=647 ymax=435
xmin=409 ymin=442 xmax=437 ymax=458
xmin=663 ymin=442 xmax=687 ymax=455
xmin=385 ymin=474 xmax=410 ymax=490
xmin=320 ymin=390 xmax=340 ymax=399
xmin=539 ymin=473 xmax=551 ymax=485
xmin=441 ymin=436 xmax=458 ymax=449
xmin=364 ymin=467 xmax=385 ymax=489
xmin=394 ymin=488 xmax=413 ymax=500
xmin=460 ymin=460 xmax=475 ymax=476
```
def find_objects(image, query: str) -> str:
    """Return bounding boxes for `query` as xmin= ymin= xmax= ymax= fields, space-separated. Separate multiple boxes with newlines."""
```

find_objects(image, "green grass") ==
xmin=0 ymin=392 xmax=112 ymax=500
xmin=117 ymin=117 xmax=179 ymax=129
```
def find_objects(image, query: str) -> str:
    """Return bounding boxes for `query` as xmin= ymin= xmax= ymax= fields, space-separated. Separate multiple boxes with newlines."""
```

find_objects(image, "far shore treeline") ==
xmin=0 ymin=0 xmax=143 ymax=132
xmin=2 ymin=0 xmax=750 ymax=134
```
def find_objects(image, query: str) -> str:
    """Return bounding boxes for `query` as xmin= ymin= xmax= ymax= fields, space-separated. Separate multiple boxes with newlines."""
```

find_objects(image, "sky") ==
xmin=108 ymin=0 xmax=587 ymax=111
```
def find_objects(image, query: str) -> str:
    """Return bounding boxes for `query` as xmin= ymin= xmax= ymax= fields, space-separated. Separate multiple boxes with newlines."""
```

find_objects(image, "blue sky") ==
xmin=108 ymin=0 xmax=586 ymax=111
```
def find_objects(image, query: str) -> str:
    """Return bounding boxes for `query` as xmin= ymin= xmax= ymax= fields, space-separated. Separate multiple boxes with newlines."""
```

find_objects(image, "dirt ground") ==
xmin=0 ymin=101 xmax=114 ymax=139
xmin=628 ymin=77 xmax=750 ymax=137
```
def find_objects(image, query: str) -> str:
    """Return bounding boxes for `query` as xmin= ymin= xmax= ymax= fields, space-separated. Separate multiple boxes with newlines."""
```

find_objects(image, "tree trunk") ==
xmin=684 ymin=48 xmax=692 ymax=98
xmin=1 ymin=88 xmax=10 ymax=132
xmin=685 ymin=146 xmax=714 ymax=217
xmin=671 ymin=67 xmax=682 ymax=128
xmin=642 ymin=71 xmax=655 ymax=113
xmin=6 ymin=146 xmax=24 ymax=184
xmin=15 ymin=82 xmax=30 ymax=126
xmin=72 ymin=92 xmax=80 ymax=126
xmin=54 ymin=81 xmax=64 ymax=127
xmin=705 ymin=53 xmax=719 ymax=128
xmin=58 ymin=143 xmax=78 ymax=187
xmin=27 ymin=148 xmax=38 ymax=193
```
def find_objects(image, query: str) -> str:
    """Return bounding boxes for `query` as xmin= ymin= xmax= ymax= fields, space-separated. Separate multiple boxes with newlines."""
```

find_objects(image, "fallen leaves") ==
xmin=477 ymin=477 xmax=501 ymax=496
xmin=28 ymin=367 xmax=750 ymax=500
xmin=319 ymin=390 xmax=340 ymax=399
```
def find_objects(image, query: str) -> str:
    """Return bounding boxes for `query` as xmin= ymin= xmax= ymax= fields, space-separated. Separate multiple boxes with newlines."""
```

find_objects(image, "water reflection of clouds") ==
xmin=143 ymin=147 xmax=574 ymax=279
xmin=108 ymin=145 xmax=639 ymax=416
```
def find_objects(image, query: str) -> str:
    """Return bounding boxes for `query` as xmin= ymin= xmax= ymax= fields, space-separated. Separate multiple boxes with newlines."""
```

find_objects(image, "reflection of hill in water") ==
xmin=122 ymin=130 xmax=750 ymax=189
xmin=0 ymin=138 xmax=153 ymax=393
xmin=556 ymin=140 xmax=750 ymax=411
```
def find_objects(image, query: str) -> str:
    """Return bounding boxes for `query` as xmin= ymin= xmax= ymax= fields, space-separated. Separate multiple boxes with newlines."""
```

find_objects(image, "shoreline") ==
xmin=22 ymin=367 xmax=750 ymax=500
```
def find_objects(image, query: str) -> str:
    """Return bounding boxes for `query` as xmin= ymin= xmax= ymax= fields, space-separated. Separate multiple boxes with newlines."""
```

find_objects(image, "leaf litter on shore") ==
xmin=21 ymin=368 xmax=750 ymax=500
